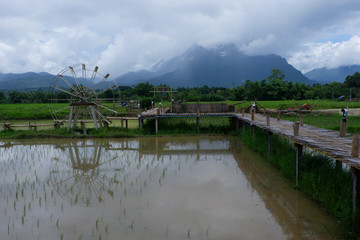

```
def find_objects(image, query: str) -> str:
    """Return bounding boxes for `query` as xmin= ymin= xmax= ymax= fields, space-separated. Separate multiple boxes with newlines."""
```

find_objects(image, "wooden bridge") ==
xmin=139 ymin=108 xmax=360 ymax=217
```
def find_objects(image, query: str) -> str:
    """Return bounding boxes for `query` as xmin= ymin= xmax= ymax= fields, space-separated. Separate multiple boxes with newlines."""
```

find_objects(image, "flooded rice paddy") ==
xmin=0 ymin=136 xmax=340 ymax=240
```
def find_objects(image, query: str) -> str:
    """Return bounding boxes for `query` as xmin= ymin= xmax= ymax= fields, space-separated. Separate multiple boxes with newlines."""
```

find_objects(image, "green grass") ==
xmin=2 ymin=100 xmax=360 ymax=120
xmin=0 ymin=103 xmax=134 ymax=120
xmin=0 ymin=127 xmax=145 ymax=139
xmin=239 ymin=128 xmax=359 ymax=238
xmin=280 ymin=113 xmax=360 ymax=134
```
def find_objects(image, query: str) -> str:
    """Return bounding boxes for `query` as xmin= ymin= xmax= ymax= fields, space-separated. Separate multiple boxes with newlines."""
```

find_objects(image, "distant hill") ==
xmin=0 ymin=72 xmax=115 ymax=92
xmin=115 ymin=44 xmax=312 ymax=87
xmin=0 ymin=72 xmax=55 ymax=91
xmin=305 ymin=65 xmax=360 ymax=83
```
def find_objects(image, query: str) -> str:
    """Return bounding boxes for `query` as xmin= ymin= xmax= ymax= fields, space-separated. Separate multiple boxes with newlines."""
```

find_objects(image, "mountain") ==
xmin=115 ymin=44 xmax=312 ymax=87
xmin=0 ymin=71 xmax=115 ymax=92
xmin=305 ymin=65 xmax=360 ymax=83
xmin=0 ymin=72 xmax=55 ymax=91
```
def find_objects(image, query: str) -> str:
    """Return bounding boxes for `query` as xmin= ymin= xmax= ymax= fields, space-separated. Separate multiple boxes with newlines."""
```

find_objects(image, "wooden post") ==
xmin=121 ymin=118 xmax=124 ymax=130
xmin=242 ymin=108 xmax=245 ymax=117
xmin=242 ymin=121 xmax=246 ymax=133
xmin=295 ymin=143 xmax=303 ymax=186
xmin=139 ymin=117 xmax=143 ymax=129
xmin=351 ymin=134 xmax=359 ymax=158
xmin=340 ymin=121 xmax=347 ymax=137
xmin=268 ymin=131 xmax=273 ymax=155
xmin=252 ymin=125 xmax=256 ymax=138
xmin=277 ymin=111 xmax=281 ymax=121
xmin=236 ymin=118 xmax=239 ymax=131
xmin=155 ymin=108 xmax=160 ymax=134
xmin=126 ymin=119 xmax=128 ymax=129
xmin=293 ymin=122 xmax=300 ymax=136
xmin=300 ymin=114 xmax=304 ymax=126
xmin=266 ymin=115 xmax=270 ymax=126
xmin=155 ymin=117 xmax=158 ymax=134
xmin=90 ymin=106 xmax=98 ymax=130
xmin=81 ymin=121 xmax=86 ymax=134
xmin=251 ymin=110 xmax=255 ymax=121
xmin=67 ymin=106 xmax=74 ymax=131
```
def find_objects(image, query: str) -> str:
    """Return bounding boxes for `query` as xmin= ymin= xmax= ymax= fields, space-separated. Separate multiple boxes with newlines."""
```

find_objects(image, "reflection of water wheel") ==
xmin=48 ymin=63 xmax=118 ymax=131
xmin=49 ymin=141 xmax=118 ymax=206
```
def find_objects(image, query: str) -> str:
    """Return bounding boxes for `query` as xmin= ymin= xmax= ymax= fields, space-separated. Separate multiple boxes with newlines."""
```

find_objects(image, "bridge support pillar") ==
xmin=268 ymin=131 xmax=273 ymax=155
xmin=236 ymin=118 xmax=239 ymax=131
xmin=242 ymin=121 xmax=246 ymax=133
xmin=155 ymin=117 xmax=159 ymax=134
xmin=351 ymin=167 xmax=360 ymax=220
xmin=139 ymin=117 xmax=143 ymax=129
xmin=252 ymin=125 xmax=256 ymax=139
xmin=196 ymin=117 xmax=200 ymax=133
xmin=295 ymin=143 xmax=303 ymax=186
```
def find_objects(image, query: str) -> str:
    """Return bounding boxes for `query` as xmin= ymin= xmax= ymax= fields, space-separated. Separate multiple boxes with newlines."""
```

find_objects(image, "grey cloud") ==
xmin=0 ymin=0 xmax=360 ymax=75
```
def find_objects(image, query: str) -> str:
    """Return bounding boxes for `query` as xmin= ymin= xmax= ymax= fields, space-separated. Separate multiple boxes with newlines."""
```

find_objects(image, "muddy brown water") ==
xmin=0 ymin=136 xmax=341 ymax=240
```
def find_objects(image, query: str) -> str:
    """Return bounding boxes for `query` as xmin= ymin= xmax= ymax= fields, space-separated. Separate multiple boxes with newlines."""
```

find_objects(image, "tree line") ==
xmin=1 ymin=69 xmax=359 ymax=104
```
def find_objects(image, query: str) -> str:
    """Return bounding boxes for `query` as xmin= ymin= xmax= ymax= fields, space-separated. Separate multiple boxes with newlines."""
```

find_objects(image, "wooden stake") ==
xmin=340 ymin=121 xmax=347 ymax=137
xmin=300 ymin=114 xmax=304 ymax=126
xmin=242 ymin=108 xmax=245 ymax=117
xmin=251 ymin=110 xmax=255 ymax=121
xmin=293 ymin=122 xmax=300 ymax=136
xmin=266 ymin=115 xmax=270 ymax=126
xmin=277 ymin=111 xmax=281 ymax=121
xmin=351 ymin=134 xmax=359 ymax=158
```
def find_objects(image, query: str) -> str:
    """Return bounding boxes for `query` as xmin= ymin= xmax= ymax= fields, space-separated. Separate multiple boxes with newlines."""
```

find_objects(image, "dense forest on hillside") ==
xmin=0 ymin=69 xmax=359 ymax=104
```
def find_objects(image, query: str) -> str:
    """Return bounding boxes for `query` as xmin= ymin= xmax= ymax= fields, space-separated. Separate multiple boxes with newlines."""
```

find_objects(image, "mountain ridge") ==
xmin=305 ymin=65 xmax=360 ymax=83
xmin=115 ymin=44 xmax=312 ymax=87
xmin=0 ymin=44 xmax=315 ymax=91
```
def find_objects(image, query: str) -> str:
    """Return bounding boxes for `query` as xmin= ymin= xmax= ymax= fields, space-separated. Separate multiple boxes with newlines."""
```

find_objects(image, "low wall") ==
xmin=172 ymin=103 xmax=228 ymax=113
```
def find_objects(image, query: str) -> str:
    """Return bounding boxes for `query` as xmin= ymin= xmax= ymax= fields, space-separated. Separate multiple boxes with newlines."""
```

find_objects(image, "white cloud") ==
xmin=288 ymin=35 xmax=360 ymax=73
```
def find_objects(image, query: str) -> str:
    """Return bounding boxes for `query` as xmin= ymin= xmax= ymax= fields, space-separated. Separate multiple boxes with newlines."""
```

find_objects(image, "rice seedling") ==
xmin=130 ymin=219 xmax=134 ymax=231
xmin=93 ymin=218 xmax=99 ymax=230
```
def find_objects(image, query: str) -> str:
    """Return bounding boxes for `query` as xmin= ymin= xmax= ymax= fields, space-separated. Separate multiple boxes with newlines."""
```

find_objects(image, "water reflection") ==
xmin=50 ymin=141 xmax=118 ymax=206
xmin=0 ymin=137 xmax=340 ymax=240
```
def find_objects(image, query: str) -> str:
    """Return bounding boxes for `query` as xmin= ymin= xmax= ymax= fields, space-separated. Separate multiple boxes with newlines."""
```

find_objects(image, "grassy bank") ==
xmin=239 ymin=128 xmax=360 ymax=239
xmin=2 ymin=100 xmax=360 ymax=120
xmin=280 ymin=113 xmax=360 ymax=134
xmin=0 ymin=117 xmax=233 ymax=139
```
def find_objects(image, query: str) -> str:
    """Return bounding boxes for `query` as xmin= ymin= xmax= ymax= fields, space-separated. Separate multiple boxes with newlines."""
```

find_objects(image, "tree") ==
xmin=344 ymin=72 xmax=360 ymax=88
xmin=132 ymin=82 xmax=153 ymax=98
xmin=0 ymin=91 xmax=6 ymax=103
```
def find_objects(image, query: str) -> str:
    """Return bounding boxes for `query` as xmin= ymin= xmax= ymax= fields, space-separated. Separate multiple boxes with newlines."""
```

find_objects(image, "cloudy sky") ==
xmin=1 ymin=0 xmax=360 ymax=76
